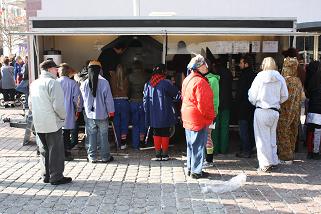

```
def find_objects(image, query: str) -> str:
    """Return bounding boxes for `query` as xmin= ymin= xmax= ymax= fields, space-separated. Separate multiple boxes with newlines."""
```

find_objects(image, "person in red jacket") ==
xmin=181 ymin=54 xmax=215 ymax=179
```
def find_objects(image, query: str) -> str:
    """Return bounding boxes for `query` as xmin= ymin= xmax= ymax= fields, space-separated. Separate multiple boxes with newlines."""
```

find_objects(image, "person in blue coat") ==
xmin=143 ymin=64 xmax=180 ymax=161
xmin=57 ymin=63 xmax=83 ymax=161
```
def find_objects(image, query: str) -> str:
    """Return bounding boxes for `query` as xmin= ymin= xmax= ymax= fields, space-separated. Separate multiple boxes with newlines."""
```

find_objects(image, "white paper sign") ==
xmin=233 ymin=41 xmax=249 ymax=53
xmin=262 ymin=41 xmax=278 ymax=53
xmin=207 ymin=41 xmax=233 ymax=54
xmin=251 ymin=41 xmax=261 ymax=53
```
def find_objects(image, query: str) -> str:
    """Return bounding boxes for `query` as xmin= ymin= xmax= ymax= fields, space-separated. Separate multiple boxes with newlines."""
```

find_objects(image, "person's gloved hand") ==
xmin=108 ymin=112 xmax=115 ymax=122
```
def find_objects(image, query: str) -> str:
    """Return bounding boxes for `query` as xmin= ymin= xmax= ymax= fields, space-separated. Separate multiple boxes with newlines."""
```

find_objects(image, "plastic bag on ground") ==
xmin=201 ymin=173 xmax=247 ymax=194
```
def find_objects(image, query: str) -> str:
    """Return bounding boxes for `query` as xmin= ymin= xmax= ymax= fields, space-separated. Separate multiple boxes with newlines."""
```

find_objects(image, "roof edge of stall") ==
xmin=298 ymin=21 xmax=321 ymax=32
xmin=27 ymin=16 xmax=297 ymax=35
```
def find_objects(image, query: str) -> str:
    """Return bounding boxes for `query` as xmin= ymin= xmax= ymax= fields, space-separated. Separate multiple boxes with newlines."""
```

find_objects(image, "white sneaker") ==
xmin=120 ymin=144 xmax=127 ymax=150
xmin=279 ymin=160 xmax=293 ymax=165
xmin=202 ymin=161 xmax=214 ymax=169
xmin=284 ymin=160 xmax=293 ymax=165
xmin=162 ymin=155 xmax=170 ymax=161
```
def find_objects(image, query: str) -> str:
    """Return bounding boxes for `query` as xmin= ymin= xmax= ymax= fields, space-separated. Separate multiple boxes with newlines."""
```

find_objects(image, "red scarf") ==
xmin=150 ymin=74 xmax=166 ymax=87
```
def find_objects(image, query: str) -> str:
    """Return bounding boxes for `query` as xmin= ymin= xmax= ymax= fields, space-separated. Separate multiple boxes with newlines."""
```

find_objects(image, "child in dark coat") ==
xmin=143 ymin=64 xmax=180 ymax=160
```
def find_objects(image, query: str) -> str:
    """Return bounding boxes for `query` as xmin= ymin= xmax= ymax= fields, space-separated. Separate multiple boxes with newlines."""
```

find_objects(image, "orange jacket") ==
xmin=181 ymin=71 xmax=215 ymax=131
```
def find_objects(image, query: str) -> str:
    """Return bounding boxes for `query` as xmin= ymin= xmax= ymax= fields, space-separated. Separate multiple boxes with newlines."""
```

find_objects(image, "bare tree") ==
xmin=0 ymin=1 xmax=26 ymax=55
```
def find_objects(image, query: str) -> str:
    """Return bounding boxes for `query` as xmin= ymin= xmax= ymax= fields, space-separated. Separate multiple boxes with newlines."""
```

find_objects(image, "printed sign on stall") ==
xmin=251 ymin=41 xmax=261 ymax=53
xmin=233 ymin=41 xmax=249 ymax=54
xmin=262 ymin=41 xmax=278 ymax=53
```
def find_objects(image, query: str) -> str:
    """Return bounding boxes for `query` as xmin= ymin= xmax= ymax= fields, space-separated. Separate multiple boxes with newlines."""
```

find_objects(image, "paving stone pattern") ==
xmin=0 ymin=109 xmax=321 ymax=213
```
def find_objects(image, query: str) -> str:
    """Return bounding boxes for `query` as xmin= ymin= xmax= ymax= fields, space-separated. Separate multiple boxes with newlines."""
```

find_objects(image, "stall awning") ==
xmin=23 ymin=16 xmax=305 ymax=36
xmin=298 ymin=21 xmax=321 ymax=32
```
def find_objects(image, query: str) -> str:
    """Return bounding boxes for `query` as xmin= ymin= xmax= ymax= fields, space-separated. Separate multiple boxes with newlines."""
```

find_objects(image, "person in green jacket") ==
xmin=204 ymin=59 xmax=220 ymax=168
xmin=213 ymin=58 xmax=233 ymax=155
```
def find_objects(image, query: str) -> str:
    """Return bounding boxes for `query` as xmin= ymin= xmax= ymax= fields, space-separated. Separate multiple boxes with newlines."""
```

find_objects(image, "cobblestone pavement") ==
xmin=1 ymin=108 xmax=321 ymax=214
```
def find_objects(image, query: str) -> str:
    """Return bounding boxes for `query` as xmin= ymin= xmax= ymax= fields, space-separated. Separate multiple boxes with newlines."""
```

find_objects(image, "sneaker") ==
xmin=50 ymin=177 xmax=72 ymax=185
xmin=101 ymin=156 xmax=114 ymax=163
xmin=191 ymin=171 xmax=209 ymax=179
xmin=162 ymin=155 xmax=170 ymax=161
xmin=202 ymin=161 xmax=214 ymax=169
xmin=285 ymin=160 xmax=293 ymax=165
xmin=279 ymin=160 xmax=293 ymax=165
xmin=88 ymin=159 xmax=98 ymax=163
xmin=257 ymin=166 xmax=272 ymax=173
xmin=120 ymin=144 xmax=127 ymax=150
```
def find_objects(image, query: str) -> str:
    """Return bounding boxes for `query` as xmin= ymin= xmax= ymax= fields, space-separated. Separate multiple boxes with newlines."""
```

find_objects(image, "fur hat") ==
xmin=281 ymin=57 xmax=298 ymax=77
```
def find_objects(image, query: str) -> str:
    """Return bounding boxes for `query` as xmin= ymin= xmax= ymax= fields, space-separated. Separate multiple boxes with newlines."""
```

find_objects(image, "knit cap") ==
xmin=187 ymin=54 xmax=207 ymax=70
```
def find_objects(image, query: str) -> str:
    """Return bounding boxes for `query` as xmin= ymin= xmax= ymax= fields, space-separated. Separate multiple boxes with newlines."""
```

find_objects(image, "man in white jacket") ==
xmin=30 ymin=60 xmax=72 ymax=185
xmin=248 ymin=57 xmax=288 ymax=172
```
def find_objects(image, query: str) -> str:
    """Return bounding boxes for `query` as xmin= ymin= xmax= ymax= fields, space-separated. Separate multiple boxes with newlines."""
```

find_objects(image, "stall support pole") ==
xmin=28 ymin=35 xmax=36 ymax=81
xmin=292 ymin=36 xmax=296 ymax=48
xmin=162 ymin=33 xmax=167 ymax=64
xmin=313 ymin=35 xmax=319 ymax=61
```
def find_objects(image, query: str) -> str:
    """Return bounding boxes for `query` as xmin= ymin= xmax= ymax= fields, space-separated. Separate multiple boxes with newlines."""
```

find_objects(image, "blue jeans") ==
xmin=239 ymin=120 xmax=255 ymax=155
xmin=185 ymin=128 xmax=208 ymax=174
xmin=130 ymin=101 xmax=146 ymax=149
xmin=87 ymin=118 xmax=110 ymax=161
xmin=114 ymin=99 xmax=130 ymax=144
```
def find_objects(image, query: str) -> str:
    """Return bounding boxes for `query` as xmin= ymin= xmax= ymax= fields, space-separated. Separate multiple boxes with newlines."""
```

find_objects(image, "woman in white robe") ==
xmin=248 ymin=57 xmax=288 ymax=172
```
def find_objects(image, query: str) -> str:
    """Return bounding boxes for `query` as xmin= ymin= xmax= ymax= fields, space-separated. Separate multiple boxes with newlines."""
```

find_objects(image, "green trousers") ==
xmin=213 ymin=109 xmax=230 ymax=154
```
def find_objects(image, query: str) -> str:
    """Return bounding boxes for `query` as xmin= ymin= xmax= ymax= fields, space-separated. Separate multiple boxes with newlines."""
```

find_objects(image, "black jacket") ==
xmin=236 ymin=67 xmax=256 ymax=120
xmin=216 ymin=65 xmax=233 ymax=110
xmin=305 ymin=61 xmax=321 ymax=114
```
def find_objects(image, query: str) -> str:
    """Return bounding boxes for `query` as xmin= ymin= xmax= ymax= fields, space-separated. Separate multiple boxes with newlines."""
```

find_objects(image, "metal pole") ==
xmin=162 ymin=32 xmax=167 ymax=64
xmin=313 ymin=35 xmax=319 ymax=61
xmin=28 ymin=35 xmax=35 ymax=81
xmin=111 ymin=121 xmax=119 ymax=155
xmin=133 ymin=0 xmax=140 ymax=16
xmin=292 ymin=36 xmax=296 ymax=48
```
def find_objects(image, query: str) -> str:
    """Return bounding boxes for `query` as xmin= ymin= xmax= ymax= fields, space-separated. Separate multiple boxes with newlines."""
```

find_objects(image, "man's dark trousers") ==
xmin=37 ymin=128 xmax=65 ymax=182
xmin=239 ymin=120 xmax=255 ymax=156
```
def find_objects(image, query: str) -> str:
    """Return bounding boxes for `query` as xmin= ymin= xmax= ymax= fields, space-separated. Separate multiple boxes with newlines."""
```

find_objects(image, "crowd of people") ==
xmin=0 ymin=55 xmax=29 ymax=109
xmin=2 ymin=42 xmax=320 ymax=184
